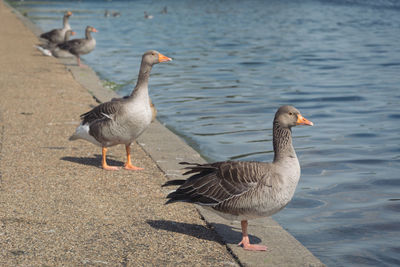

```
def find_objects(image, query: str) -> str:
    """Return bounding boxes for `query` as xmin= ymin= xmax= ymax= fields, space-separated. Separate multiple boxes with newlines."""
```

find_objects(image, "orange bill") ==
xmin=158 ymin=53 xmax=172 ymax=62
xmin=71 ymin=31 xmax=76 ymax=36
xmin=296 ymin=114 xmax=313 ymax=126
xmin=92 ymin=27 xmax=98 ymax=32
xmin=67 ymin=11 xmax=72 ymax=16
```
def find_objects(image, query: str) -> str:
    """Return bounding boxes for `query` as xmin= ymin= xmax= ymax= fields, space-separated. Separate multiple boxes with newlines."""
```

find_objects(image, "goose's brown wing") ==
xmin=80 ymin=98 xmax=123 ymax=125
xmin=58 ymin=38 xmax=85 ymax=52
xmin=164 ymin=161 xmax=267 ymax=206
xmin=40 ymin=29 xmax=62 ymax=43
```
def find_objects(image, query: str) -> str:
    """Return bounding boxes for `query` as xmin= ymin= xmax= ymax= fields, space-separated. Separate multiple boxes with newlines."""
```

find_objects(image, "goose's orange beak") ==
xmin=67 ymin=11 xmax=72 ymax=16
xmin=296 ymin=114 xmax=313 ymax=126
xmin=91 ymin=27 xmax=98 ymax=33
xmin=71 ymin=31 xmax=76 ymax=35
xmin=158 ymin=53 xmax=172 ymax=63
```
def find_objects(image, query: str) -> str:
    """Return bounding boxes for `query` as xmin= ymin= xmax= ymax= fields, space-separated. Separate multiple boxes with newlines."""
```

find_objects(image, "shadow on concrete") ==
xmin=147 ymin=219 xmax=261 ymax=246
xmin=61 ymin=155 xmax=123 ymax=168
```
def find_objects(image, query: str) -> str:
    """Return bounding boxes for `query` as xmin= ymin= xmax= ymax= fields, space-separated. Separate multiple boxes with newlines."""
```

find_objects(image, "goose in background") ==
xmin=163 ymin=105 xmax=313 ymax=251
xmin=104 ymin=10 xmax=121 ymax=17
xmin=69 ymin=50 xmax=172 ymax=170
xmin=40 ymin=11 xmax=72 ymax=45
xmin=58 ymin=26 xmax=97 ymax=67
xmin=36 ymin=30 xmax=76 ymax=58
xmin=112 ymin=11 xmax=121 ymax=17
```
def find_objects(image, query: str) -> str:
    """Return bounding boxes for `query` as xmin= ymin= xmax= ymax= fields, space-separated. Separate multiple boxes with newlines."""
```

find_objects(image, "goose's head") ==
xmin=142 ymin=50 xmax=172 ymax=66
xmin=274 ymin=105 xmax=313 ymax=128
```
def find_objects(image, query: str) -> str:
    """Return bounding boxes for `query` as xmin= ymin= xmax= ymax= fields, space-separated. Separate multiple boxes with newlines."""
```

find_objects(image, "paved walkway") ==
xmin=0 ymin=2 xmax=237 ymax=266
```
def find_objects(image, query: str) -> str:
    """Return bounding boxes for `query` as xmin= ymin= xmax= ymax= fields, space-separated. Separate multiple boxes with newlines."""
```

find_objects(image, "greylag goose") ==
xmin=44 ymin=29 xmax=75 ymax=49
xmin=163 ymin=105 xmax=313 ymax=251
xmin=69 ymin=50 xmax=172 ymax=170
xmin=58 ymin=26 xmax=97 ymax=67
xmin=36 ymin=30 xmax=76 ymax=58
xmin=40 ymin=11 xmax=72 ymax=45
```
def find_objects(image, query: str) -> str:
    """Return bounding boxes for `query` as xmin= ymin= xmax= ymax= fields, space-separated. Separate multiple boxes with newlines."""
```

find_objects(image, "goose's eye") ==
xmin=289 ymin=112 xmax=293 ymax=116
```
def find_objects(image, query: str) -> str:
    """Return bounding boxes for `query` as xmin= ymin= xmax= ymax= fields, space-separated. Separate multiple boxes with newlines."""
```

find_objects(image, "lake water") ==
xmin=9 ymin=0 xmax=400 ymax=266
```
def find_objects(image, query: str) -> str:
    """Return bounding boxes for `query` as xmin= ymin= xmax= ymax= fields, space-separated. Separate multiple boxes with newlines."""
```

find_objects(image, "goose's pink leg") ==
xmin=238 ymin=220 xmax=267 ymax=251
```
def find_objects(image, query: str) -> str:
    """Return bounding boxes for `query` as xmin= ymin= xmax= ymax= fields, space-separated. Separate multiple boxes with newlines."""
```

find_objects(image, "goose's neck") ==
xmin=85 ymin=30 xmax=93 ymax=40
xmin=272 ymin=122 xmax=296 ymax=162
xmin=63 ymin=16 xmax=71 ymax=30
xmin=130 ymin=62 xmax=152 ymax=98
xmin=64 ymin=31 xmax=72 ymax=41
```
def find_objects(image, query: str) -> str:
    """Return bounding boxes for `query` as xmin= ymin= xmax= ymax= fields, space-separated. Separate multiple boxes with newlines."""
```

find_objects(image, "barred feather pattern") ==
xmin=164 ymin=105 xmax=306 ymax=220
xmin=80 ymin=100 xmax=123 ymax=125
xmin=165 ymin=161 xmax=294 ymax=219
xmin=273 ymin=122 xmax=295 ymax=161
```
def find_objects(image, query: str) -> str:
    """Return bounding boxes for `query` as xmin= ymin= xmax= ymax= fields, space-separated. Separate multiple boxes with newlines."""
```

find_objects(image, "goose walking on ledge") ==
xmin=69 ymin=50 xmax=171 ymax=170
xmin=58 ymin=26 xmax=98 ymax=67
xmin=163 ymin=105 xmax=313 ymax=251
xmin=40 ymin=11 xmax=72 ymax=45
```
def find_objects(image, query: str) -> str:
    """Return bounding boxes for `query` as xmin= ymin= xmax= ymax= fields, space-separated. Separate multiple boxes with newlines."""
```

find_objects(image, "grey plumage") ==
xmin=59 ymin=26 xmax=97 ymax=66
xmin=163 ymin=105 xmax=313 ymax=250
xmin=40 ymin=11 xmax=72 ymax=45
xmin=69 ymin=50 xmax=171 ymax=170
xmin=39 ymin=30 xmax=76 ymax=58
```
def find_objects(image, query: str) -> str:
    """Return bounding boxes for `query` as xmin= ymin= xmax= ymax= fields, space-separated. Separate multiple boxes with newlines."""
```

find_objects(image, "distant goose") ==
xmin=163 ymin=105 xmax=313 ymax=251
xmin=40 ymin=11 xmax=72 ymax=45
xmin=37 ymin=30 xmax=76 ymax=58
xmin=105 ymin=10 xmax=121 ymax=17
xmin=51 ymin=30 xmax=79 ymax=58
xmin=144 ymin=11 xmax=153 ymax=19
xmin=69 ymin=50 xmax=172 ymax=170
xmin=58 ymin=26 xmax=97 ymax=67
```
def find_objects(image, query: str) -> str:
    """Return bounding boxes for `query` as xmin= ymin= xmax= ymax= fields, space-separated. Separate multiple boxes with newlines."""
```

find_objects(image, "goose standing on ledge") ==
xmin=36 ymin=30 xmax=76 ymax=58
xmin=163 ymin=105 xmax=313 ymax=251
xmin=40 ymin=11 xmax=72 ymax=45
xmin=58 ymin=26 xmax=97 ymax=67
xmin=69 ymin=50 xmax=172 ymax=170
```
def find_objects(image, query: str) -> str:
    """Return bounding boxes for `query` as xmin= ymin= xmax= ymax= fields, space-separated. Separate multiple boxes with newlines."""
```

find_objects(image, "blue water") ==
xmin=10 ymin=0 xmax=400 ymax=266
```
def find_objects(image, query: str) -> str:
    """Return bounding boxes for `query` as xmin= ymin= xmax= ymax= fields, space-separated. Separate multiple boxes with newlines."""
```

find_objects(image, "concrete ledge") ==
xmin=7 ymin=1 xmax=325 ymax=265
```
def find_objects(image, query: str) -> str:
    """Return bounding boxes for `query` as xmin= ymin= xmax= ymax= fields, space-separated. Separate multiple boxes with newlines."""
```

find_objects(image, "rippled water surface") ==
xmin=10 ymin=0 xmax=400 ymax=266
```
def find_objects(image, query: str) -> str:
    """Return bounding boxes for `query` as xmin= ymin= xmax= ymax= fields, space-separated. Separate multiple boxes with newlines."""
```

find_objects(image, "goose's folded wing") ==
xmin=80 ymin=99 xmax=123 ymax=124
xmin=40 ymin=29 xmax=59 ymax=40
xmin=166 ymin=161 xmax=264 ymax=205
xmin=59 ymin=39 xmax=85 ymax=50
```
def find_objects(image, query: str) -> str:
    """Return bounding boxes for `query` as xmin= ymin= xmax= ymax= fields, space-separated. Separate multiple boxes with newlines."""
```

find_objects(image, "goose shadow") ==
xmin=61 ymin=154 xmax=123 ymax=168
xmin=146 ymin=219 xmax=261 ymax=245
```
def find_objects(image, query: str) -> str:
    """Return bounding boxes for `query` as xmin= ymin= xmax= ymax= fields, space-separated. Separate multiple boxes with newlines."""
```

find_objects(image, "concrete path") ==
xmin=0 ymin=1 xmax=325 ymax=266
xmin=0 ymin=2 xmax=237 ymax=266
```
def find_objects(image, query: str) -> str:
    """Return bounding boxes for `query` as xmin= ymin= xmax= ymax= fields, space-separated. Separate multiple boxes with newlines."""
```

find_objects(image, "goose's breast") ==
xmin=118 ymin=102 xmax=152 ymax=138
